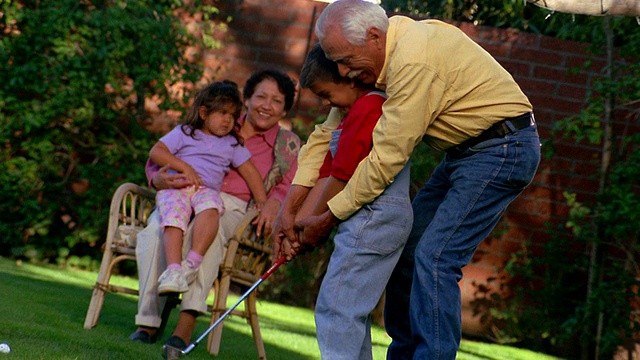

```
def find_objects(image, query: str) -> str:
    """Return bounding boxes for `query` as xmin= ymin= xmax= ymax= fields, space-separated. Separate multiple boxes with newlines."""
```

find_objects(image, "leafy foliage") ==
xmin=0 ymin=0 xmax=221 ymax=261
xmin=546 ymin=17 xmax=640 ymax=358
xmin=383 ymin=0 xmax=552 ymax=31
xmin=382 ymin=0 xmax=633 ymax=43
xmin=504 ymin=15 xmax=639 ymax=360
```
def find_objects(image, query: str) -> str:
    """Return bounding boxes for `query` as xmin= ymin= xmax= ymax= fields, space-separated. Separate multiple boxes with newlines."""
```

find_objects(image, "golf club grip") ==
xmin=262 ymin=256 xmax=286 ymax=280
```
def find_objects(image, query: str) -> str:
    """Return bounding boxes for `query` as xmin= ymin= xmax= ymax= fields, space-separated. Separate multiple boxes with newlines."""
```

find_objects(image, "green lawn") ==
xmin=0 ymin=257 xmax=564 ymax=359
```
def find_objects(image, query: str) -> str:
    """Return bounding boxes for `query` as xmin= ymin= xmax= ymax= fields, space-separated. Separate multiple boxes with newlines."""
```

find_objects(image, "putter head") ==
xmin=162 ymin=344 xmax=185 ymax=360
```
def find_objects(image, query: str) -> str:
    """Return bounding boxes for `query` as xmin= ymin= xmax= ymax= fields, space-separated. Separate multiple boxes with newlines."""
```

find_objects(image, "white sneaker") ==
xmin=181 ymin=260 xmax=198 ymax=285
xmin=158 ymin=268 xmax=188 ymax=294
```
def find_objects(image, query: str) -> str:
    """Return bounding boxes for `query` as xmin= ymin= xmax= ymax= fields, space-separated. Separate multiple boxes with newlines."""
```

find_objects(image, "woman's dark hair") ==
xmin=243 ymin=69 xmax=297 ymax=112
xmin=182 ymin=80 xmax=244 ymax=144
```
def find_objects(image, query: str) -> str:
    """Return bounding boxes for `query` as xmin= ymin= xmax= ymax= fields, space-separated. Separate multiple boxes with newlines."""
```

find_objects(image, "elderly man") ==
xmin=274 ymin=0 xmax=541 ymax=359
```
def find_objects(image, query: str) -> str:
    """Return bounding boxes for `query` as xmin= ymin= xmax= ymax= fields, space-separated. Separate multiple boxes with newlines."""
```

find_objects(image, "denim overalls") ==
xmin=315 ymin=128 xmax=413 ymax=360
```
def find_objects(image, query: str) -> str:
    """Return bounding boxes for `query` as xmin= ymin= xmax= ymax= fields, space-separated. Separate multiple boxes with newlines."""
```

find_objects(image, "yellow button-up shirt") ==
xmin=294 ymin=16 xmax=532 ymax=220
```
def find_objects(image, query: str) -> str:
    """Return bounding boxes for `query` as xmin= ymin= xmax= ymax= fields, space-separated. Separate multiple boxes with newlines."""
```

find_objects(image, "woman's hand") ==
xmin=253 ymin=198 xmax=280 ymax=237
xmin=152 ymin=164 xmax=193 ymax=190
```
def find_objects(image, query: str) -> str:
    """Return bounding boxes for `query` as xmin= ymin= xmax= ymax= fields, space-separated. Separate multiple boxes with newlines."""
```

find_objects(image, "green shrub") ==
xmin=0 ymin=1 xmax=222 ymax=262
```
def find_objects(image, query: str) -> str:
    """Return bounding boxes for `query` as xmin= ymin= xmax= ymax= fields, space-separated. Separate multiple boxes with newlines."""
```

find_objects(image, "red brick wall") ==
xmin=201 ymin=0 xmax=634 ymax=337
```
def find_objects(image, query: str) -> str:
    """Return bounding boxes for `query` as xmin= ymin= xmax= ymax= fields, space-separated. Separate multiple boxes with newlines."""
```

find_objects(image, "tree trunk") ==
xmin=526 ymin=0 xmax=640 ymax=16
xmin=581 ymin=15 xmax=615 ymax=360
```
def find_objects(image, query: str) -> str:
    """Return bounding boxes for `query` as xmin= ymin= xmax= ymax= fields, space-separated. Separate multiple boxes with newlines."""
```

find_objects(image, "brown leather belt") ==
xmin=446 ymin=112 xmax=534 ymax=157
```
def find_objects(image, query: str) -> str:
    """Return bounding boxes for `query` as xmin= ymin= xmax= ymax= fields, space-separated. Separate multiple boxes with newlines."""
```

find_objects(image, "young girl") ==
xmin=150 ymin=80 xmax=267 ymax=294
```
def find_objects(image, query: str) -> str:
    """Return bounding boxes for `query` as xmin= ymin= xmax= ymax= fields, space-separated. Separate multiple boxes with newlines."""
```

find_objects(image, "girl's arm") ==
xmin=149 ymin=141 xmax=202 ymax=187
xmin=236 ymin=159 xmax=267 ymax=206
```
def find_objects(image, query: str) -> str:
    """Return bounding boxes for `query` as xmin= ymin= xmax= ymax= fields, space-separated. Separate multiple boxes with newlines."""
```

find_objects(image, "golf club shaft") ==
xmin=182 ymin=256 xmax=287 ymax=355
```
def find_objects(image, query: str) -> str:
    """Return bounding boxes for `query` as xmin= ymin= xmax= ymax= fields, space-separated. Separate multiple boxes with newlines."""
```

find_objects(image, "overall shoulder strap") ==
xmin=366 ymin=90 xmax=387 ymax=99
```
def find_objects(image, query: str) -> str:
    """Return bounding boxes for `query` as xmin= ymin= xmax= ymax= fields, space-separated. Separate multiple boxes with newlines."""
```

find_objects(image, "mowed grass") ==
xmin=0 ymin=257 xmax=564 ymax=360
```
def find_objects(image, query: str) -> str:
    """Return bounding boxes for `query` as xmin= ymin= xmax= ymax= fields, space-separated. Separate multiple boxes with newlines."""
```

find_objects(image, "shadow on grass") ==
xmin=257 ymin=313 xmax=318 ymax=339
xmin=257 ymin=312 xmax=391 ymax=349
xmin=0 ymin=259 xmax=316 ymax=360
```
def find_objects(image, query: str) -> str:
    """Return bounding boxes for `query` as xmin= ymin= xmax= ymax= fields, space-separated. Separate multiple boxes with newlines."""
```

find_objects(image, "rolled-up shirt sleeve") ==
xmin=292 ymin=107 xmax=344 ymax=187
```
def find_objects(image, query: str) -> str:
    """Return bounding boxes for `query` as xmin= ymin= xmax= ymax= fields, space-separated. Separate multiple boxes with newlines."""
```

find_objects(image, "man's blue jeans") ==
xmin=385 ymin=124 xmax=541 ymax=360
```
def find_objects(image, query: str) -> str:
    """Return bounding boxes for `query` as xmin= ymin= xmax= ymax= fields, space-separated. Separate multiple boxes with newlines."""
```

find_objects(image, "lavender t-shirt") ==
xmin=159 ymin=126 xmax=251 ymax=192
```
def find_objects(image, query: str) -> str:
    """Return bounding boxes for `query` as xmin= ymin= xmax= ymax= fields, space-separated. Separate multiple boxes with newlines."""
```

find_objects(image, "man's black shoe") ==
xmin=128 ymin=329 xmax=157 ymax=344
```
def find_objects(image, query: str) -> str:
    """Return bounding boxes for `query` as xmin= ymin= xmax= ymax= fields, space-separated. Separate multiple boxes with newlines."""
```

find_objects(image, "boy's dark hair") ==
xmin=243 ymin=69 xmax=297 ymax=113
xmin=299 ymin=43 xmax=350 ymax=89
xmin=182 ymin=80 xmax=244 ymax=144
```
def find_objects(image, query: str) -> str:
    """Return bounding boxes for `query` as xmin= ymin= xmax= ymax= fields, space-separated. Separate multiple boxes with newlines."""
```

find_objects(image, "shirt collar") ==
xmin=377 ymin=16 xmax=404 ymax=91
xmin=237 ymin=113 xmax=280 ymax=147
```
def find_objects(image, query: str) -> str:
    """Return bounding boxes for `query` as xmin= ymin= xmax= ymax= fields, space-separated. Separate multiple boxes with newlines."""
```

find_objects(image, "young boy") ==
xmin=275 ymin=43 xmax=413 ymax=360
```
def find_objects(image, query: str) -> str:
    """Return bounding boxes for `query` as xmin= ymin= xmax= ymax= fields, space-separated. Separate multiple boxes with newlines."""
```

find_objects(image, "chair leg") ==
xmin=83 ymin=247 xmax=114 ymax=329
xmin=207 ymin=313 xmax=224 ymax=355
xmin=84 ymin=285 xmax=107 ymax=330
xmin=207 ymin=279 xmax=231 ymax=355
xmin=247 ymin=292 xmax=267 ymax=360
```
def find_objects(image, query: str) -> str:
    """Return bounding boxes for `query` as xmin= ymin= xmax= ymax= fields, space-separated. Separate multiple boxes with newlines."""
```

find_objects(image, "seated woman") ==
xmin=128 ymin=69 xmax=300 ymax=357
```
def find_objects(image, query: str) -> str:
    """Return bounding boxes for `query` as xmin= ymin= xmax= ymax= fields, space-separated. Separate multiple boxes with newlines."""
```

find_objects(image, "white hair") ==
xmin=315 ymin=0 xmax=389 ymax=46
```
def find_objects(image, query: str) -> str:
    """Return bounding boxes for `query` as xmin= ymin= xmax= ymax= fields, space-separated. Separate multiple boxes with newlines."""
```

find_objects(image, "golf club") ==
xmin=163 ymin=255 xmax=287 ymax=359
